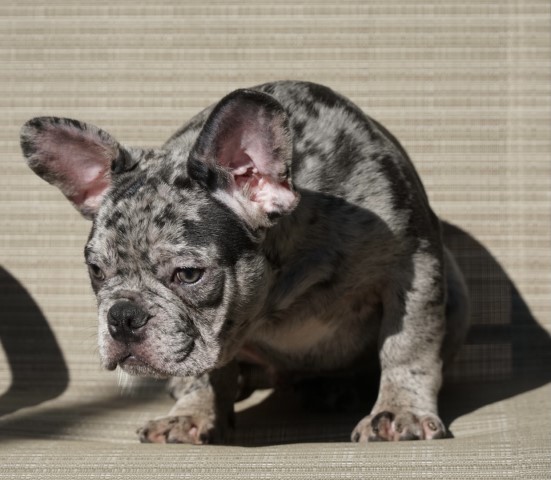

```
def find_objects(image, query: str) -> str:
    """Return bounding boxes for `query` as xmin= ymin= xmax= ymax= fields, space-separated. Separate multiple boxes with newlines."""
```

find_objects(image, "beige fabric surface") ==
xmin=1 ymin=0 xmax=550 ymax=478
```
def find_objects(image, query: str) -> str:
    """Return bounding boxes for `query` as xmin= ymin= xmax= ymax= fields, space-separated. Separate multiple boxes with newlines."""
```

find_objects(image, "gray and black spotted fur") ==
xmin=20 ymin=81 xmax=469 ymax=444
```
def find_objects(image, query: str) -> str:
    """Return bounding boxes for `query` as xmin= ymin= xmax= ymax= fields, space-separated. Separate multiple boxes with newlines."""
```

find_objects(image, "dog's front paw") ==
xmin=138 ymin=415 xmax=215 ymax=444
xmin=351 ymin=410 xmax=446 ymax=442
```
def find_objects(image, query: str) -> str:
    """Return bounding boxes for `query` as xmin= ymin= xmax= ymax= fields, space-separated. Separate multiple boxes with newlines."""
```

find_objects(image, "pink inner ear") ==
xmin=36 ymin=124 xmax=115 ymax=215
xmin=216 ymin=120 xmax=297 ymax=215
xmin=251 ymin=176 xmax=298 ymax=213
xmin=68 ymin=175 xmax=110 ymax=212
xmin=218 ymin=126 xmax=254 ymax=170
xmin=224 ymin=149 xmax=297 ymax=214
xmin=241 ymin=130 xmax=281 ymax=178
xmin=221 ymin=148 xmax=262 ymax=197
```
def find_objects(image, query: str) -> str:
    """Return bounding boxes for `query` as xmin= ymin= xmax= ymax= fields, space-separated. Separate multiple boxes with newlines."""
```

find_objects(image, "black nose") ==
xmin=107 ymin=300 xmax=150 ymax=342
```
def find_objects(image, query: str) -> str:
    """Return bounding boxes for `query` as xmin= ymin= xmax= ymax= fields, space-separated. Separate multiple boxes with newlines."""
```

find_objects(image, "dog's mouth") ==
xmin=116 ymin=354 xmax=169 ymax=378
xmin=105 ymin=353 xmax=172 ymax=379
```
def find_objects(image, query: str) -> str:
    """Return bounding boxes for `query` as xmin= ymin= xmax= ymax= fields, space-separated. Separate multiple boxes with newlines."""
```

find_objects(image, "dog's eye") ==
xmin=174 ymin=267 xmax=204 ymax=285
xmin=88 ymin=263 xmax=105 ymax=282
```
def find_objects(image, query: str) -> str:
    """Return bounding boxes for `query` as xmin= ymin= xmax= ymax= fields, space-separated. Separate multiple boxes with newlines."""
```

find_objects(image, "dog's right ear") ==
xmin=20 ymin=117 xmax=136 ymax=220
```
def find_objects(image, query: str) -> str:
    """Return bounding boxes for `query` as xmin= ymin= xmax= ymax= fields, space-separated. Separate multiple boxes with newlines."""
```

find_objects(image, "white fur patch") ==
xmin=258 ymin=316 xmax=338 ymax=355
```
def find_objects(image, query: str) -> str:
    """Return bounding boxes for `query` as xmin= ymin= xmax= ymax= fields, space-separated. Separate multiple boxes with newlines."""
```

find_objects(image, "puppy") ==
xmin=20 ymin=81 xmax=469 ymax=444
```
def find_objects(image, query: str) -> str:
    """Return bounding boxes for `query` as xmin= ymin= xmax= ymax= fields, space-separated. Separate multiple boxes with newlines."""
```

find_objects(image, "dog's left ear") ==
xmin=188 ymin=89 xmax=299 ymax=228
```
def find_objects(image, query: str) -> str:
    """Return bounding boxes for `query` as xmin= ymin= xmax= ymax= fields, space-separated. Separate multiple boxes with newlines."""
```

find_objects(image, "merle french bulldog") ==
xmin=20 ymin=81 xmax=469 ymax=444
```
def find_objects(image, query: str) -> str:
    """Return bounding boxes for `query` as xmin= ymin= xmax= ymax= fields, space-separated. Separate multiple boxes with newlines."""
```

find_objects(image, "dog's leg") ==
xmin=440 ymin=247 xmax=470 ymax=367
xmin=138 ymin=361 xmax=238 ymax=444
xmin=352 ymin=249 xmax=450 ymax=442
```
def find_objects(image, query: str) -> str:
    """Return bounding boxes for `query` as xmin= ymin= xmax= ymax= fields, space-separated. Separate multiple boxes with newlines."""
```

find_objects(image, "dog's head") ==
xmin=20 ymin=90 xmax=299 ymax=378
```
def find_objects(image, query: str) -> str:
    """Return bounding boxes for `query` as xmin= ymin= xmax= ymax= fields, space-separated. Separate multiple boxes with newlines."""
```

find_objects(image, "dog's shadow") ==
xmin=0 ymin=266 xmax=70 ymax=417
xmin=234 ymin=222 xmax=551 ymax=446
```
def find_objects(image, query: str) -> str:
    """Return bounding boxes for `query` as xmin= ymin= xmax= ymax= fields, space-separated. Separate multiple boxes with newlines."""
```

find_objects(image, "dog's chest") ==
xmin=251 ymin=295 xmax=382 ymax=371
xmin=256 ymin=316 xmax=338 ymax=354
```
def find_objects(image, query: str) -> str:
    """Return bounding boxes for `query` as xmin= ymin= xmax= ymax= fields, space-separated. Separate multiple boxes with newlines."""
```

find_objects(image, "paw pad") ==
xmin=351 ymin=410 xmax=446 ymax=442
xmin=138 ymin=415 xmax=213 ymax=445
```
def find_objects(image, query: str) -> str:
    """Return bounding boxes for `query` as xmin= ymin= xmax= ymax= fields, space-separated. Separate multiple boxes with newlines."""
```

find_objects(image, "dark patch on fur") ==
xmin=332 ymin=128 xmax=365 ymax=184
xmin=153 ymin=214 xmax=166 ymax=229
xmin=173 ymin=175 xmax=193 ymax=190
xmin=187 ymin=154 xmax=218 ymax=190
xmin=19 ymin=136 xmax=36 ymax=158
xmin=161 ymin=203 xmax=177 ymax=225
xmin=111 ymin=148 xmax=137 ymax=174
xmin=377 ymin=154 xmax=412 ymax=213
xmin=103 ymin=210 xmax=123 ymax=230
xmin=191 ymin=203 xmax=256 ymax=265
xmin=111 ymin=176 xmax=146 ymax=204
xmin=305 ymin=83 xmax=342 ymax=110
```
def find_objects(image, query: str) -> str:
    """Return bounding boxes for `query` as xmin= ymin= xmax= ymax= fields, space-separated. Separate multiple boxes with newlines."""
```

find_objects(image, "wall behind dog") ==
xmin=0 ymin=1 xmax=549 ymax=390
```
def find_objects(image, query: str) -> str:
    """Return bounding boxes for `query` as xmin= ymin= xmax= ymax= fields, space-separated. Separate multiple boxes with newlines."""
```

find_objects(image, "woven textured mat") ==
xmin=0 ymin=0 xmax=550 ymax=477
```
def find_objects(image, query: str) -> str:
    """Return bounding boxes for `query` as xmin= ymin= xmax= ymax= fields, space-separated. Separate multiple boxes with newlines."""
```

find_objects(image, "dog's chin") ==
xmin=103 ymin=350 xmax=216 ymax=379
xmin=101 ymin=338 xmax=227 ymax=379
xmin=116 ymin=355 xmax=171 ymax=379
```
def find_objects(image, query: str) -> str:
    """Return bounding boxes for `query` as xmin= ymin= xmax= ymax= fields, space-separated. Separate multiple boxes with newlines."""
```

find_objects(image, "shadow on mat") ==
xmin=234 ymin=222 xmax=551 ymax=446
xmin=0 ymin=381 xmax=168 ymax=444
xmin=0 ymin=266 xmax=70 ymax=417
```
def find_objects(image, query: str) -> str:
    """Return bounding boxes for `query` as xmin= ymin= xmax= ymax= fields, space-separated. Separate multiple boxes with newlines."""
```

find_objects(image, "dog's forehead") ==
xmin=102 ymin=173 xmax=197 ymax=222
xmin=87 ymin=174 xmax=255 ymax=267
xmin=88 ymin=177 xmax=197 ymax=252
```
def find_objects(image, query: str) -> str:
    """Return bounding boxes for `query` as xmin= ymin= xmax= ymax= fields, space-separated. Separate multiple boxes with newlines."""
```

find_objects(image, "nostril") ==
xmin=128 ymin=310 xmax=148 ymax=329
